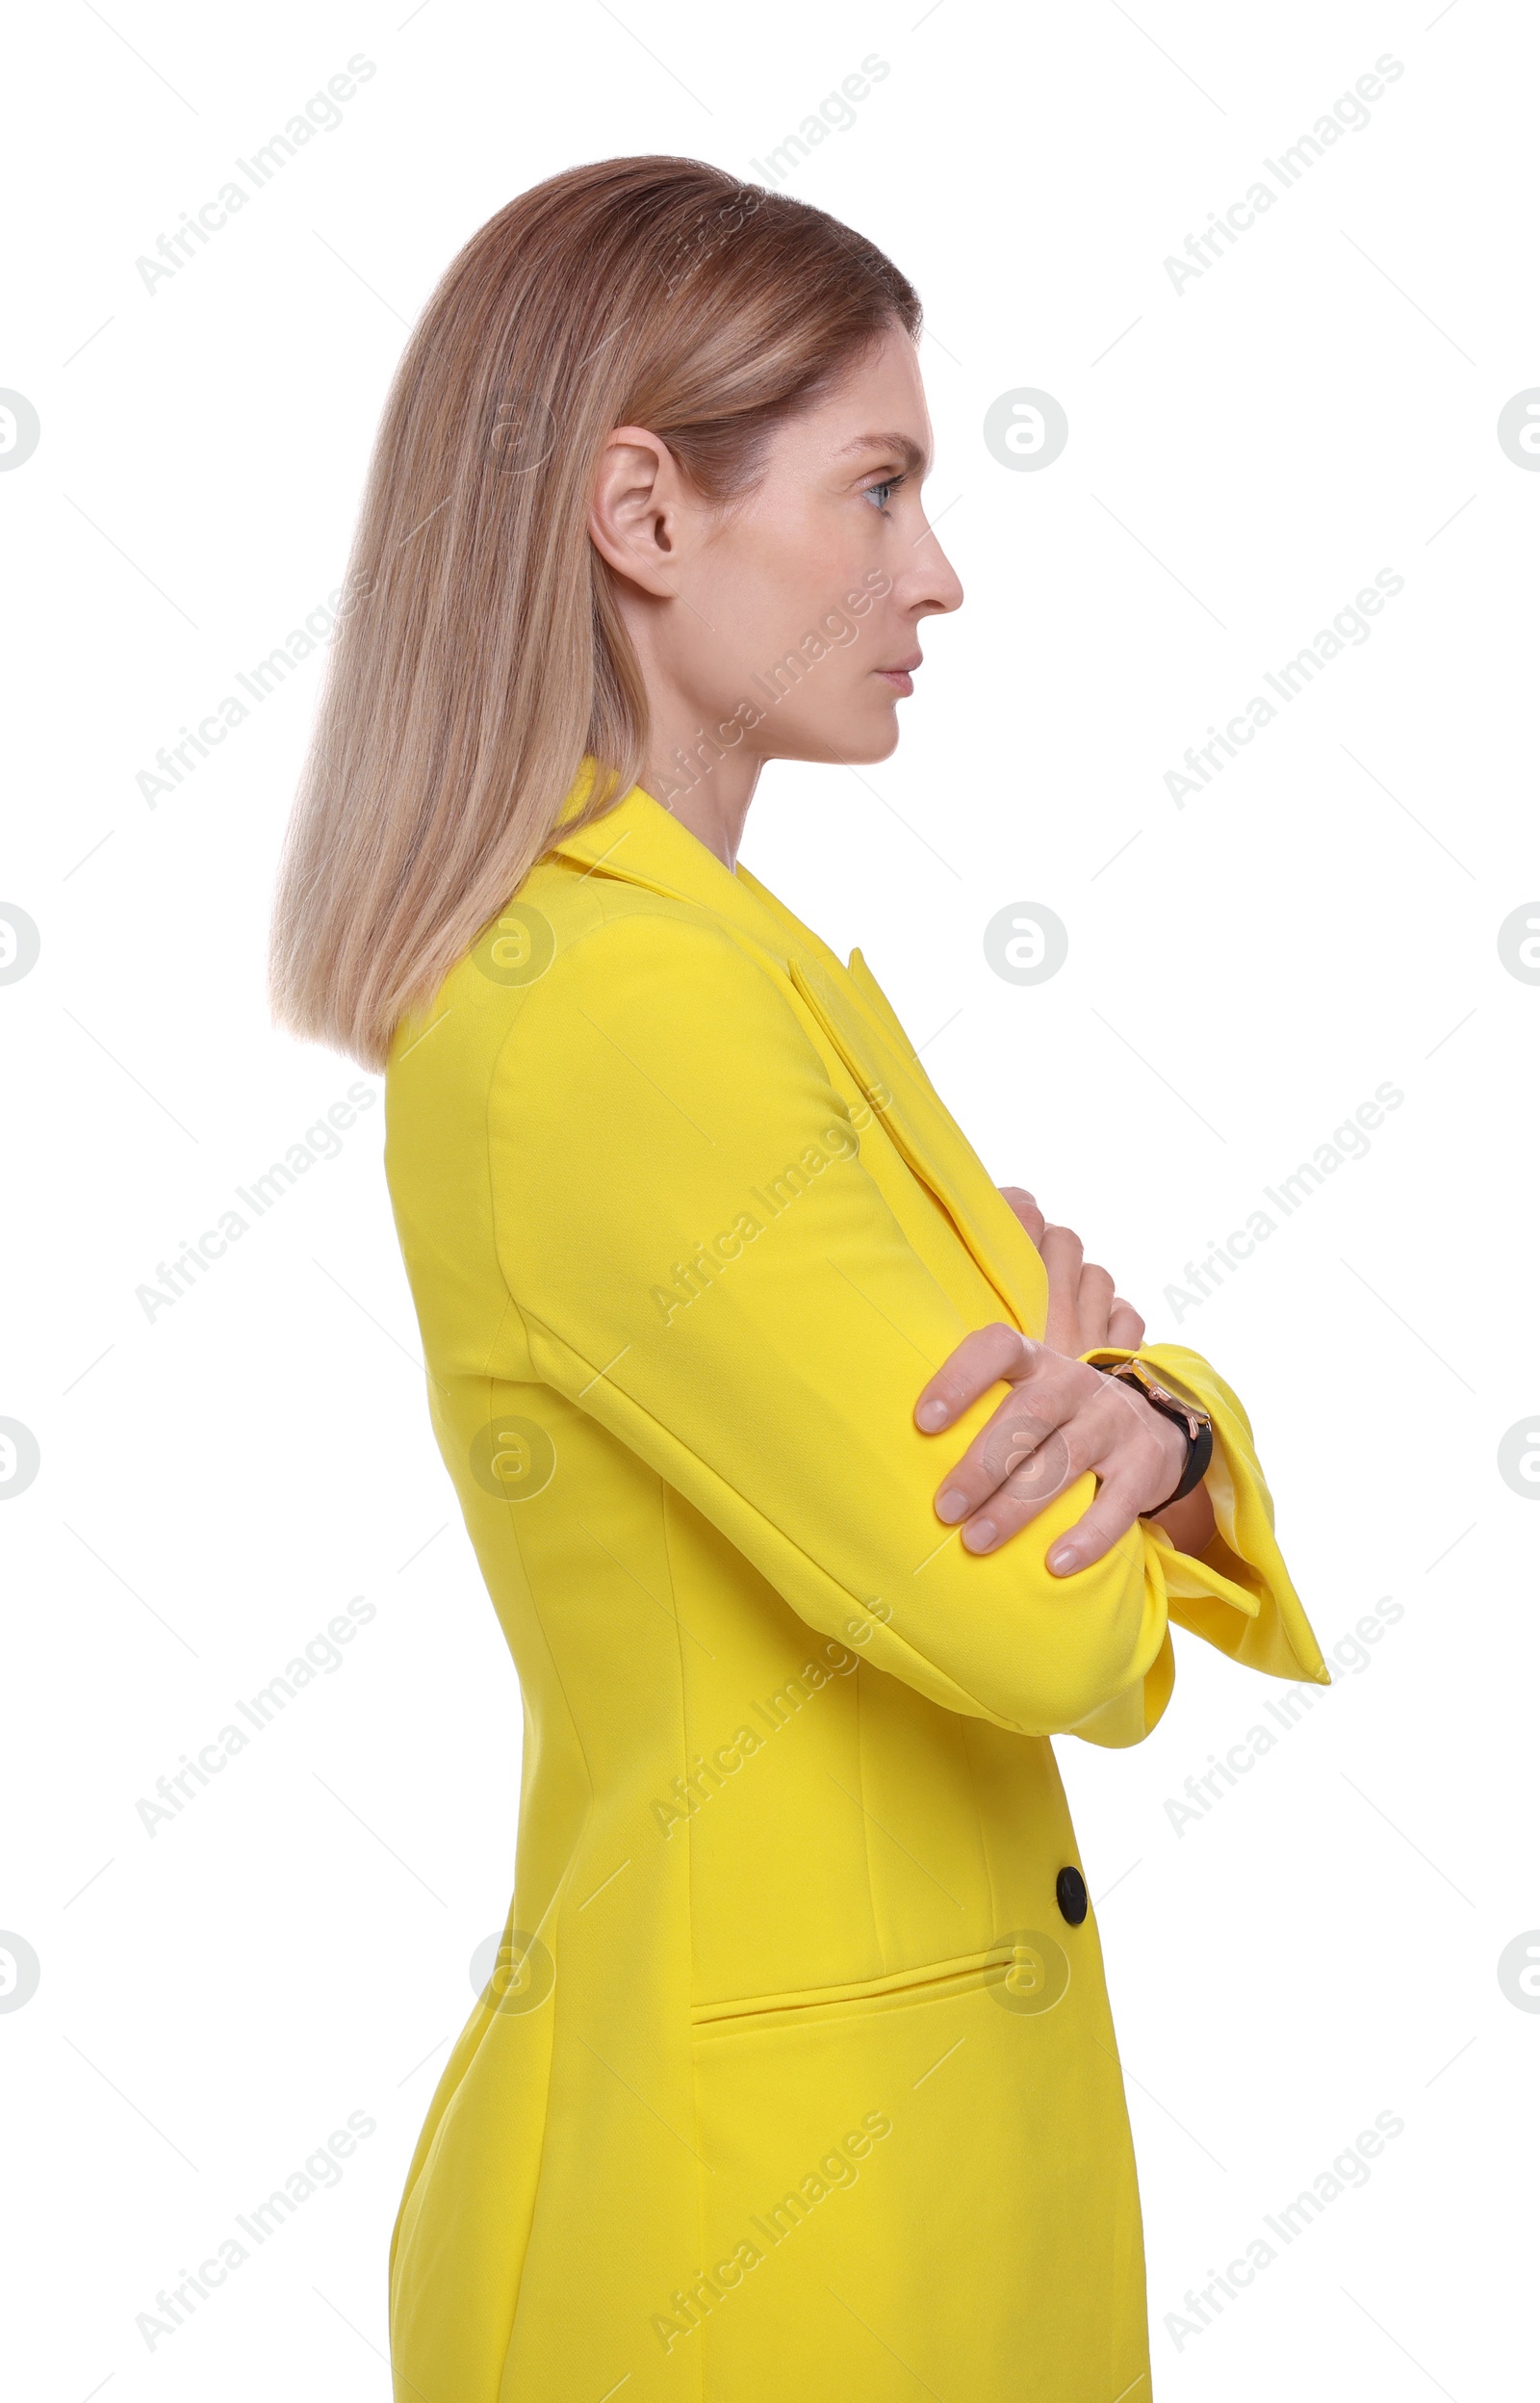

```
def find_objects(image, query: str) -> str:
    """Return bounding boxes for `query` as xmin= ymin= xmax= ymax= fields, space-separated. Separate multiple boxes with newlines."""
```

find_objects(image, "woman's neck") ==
xmin=644 ymin=741 xmax=761 ymax=870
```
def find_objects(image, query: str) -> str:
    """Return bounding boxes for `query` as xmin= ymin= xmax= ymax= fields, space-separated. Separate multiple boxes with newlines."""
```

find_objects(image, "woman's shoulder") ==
xmin=387 ymin=854 xmax=796 ymax=1107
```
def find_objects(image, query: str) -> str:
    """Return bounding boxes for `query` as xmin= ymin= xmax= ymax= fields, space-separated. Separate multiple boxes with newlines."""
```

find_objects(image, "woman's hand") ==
xmin=914 ymin=1328 xmax=1192 ymax=1575
xmin=999 ymin=1187 xmax=1146 ymax=1355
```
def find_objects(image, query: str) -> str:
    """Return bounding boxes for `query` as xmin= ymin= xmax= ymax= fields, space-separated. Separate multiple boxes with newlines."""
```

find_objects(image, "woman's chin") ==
xmin=817 ymin=707 xmax=904 ymax=767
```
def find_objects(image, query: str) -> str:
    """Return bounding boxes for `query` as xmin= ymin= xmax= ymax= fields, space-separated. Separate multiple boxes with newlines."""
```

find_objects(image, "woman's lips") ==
xmin=875 ymin=656 xmax=921 ymax=696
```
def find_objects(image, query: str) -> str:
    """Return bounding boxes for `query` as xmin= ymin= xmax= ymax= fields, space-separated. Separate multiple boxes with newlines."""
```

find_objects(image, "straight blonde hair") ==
xmin=269 ymin=155 xmax=920 ymax=1069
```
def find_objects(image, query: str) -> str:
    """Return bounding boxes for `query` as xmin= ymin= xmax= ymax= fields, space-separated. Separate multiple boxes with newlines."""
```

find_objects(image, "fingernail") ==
xmin=936 ymin=1488 xmax=970 ymax=1523
xmin=1047 ymin=1542 xmax=1078 ymax=1574
xmin=916 ymin=1400 xmax=950 ymax=1431
xmin=962 ymin=1517 xmax=998 ymax=1552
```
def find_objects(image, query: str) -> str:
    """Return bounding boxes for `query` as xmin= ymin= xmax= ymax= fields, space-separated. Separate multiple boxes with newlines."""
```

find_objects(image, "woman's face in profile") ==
xmin=601 ymin=323 xmax=965 ymax=777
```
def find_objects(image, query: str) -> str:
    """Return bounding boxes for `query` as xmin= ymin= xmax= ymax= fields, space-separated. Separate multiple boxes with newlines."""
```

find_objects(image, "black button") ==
xmin=1056 ymin=1866 xmax=1088 ymax=1926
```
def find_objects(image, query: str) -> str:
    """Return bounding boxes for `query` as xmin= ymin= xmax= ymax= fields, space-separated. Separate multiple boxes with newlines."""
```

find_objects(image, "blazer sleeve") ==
xmin=1080 ymin=1340 xmax=1328 ymax=1693
xmin=486 ymin=912 xmax=1325 ymax=1746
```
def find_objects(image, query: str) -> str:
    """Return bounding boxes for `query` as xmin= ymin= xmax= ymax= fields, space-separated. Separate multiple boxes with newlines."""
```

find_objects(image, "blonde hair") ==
xmin=268 ymin=155 xmax=920 ymax=1069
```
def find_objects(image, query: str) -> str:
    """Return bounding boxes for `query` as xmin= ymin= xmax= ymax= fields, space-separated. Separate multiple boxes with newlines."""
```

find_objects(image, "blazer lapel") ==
xmin=785 ymin=951 xmax=1049 ymax=1340
xmin=844 ymin=946 xmax=920 ymax=1058
xmin=549 ymin=783 xmax=1049 ymax=1338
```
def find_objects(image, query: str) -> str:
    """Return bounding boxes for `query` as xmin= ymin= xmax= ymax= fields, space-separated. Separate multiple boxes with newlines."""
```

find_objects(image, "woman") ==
xmin=270 ymin=157 xmax=1326 ymax=2403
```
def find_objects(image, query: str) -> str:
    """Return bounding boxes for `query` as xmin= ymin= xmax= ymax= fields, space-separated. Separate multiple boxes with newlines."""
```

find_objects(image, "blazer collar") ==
xmin=548 ymin=783 xmax=1047 ymax=1335
xmin=548 ymin=778 xmax=791 ymax=959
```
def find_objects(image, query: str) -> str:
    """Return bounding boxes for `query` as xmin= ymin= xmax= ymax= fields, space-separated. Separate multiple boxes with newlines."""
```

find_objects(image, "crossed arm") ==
xmin=915 ymin=1186 xmax=1219 ymax=1576
xmin=493 ymin=914 xmax=1322 ymax=1738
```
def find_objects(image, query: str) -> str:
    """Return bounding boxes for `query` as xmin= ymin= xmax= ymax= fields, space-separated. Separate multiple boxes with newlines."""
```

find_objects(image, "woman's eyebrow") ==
xmin=834 ymin=431 xmax=931 ymax=477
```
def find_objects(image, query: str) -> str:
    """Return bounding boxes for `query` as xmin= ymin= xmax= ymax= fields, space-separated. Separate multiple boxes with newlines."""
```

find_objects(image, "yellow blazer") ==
xmin=382 ymin=776 xmax=1326 ymax=2402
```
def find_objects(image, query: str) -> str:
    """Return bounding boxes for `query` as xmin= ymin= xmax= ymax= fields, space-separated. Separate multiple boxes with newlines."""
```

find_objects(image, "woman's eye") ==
xmin=864 ymin=478 xmax=900 ymax=512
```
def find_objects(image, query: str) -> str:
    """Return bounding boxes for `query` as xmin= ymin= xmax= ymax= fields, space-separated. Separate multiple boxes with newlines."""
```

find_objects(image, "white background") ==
xmin=3 ymin=2 xmax=1535 ymax=2395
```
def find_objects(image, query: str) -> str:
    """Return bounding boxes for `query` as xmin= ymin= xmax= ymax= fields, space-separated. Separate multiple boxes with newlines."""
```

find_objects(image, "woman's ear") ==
xmin=588 ymin=426 xmax=689 ymax=598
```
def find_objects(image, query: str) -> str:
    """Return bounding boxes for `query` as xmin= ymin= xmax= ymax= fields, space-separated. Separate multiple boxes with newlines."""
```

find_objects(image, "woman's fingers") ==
xmin=999 ymin=1185 xmax=1047 ymax=1247
xmin=929 ymin=1351 xmax=1090 ymax=1544
xmin=930 ymin=1361 xmax=1189 ymax=1565
xmin=1075 ymin=1262 xmax=1116 ymax=1349
xmin=1045 ymin=1390 xmax=1187 ymax=1573
xmin=939 ymin=1407 xmax=1081 ymax=1550
xmin=1042 ymin=1481 xmax=1144 ymax=1576
xmin=1039 ymin=1223 xmax=1086 ymax=1355
xmin=1106 ymin=1296 xmax=1146 ymax=1351
xmin=913 ymin=1322 xmax=1036 ymax=1434
xmin=915 ymin=1323 xmax=1189 ymax=1567
xmin=994 ymin=1200 xmax=1140 ymax=1360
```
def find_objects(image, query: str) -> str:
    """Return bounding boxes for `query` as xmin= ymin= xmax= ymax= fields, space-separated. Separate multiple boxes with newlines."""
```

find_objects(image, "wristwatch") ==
xmin=1094 ymin=1359 xmax=1215 ymax=1514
